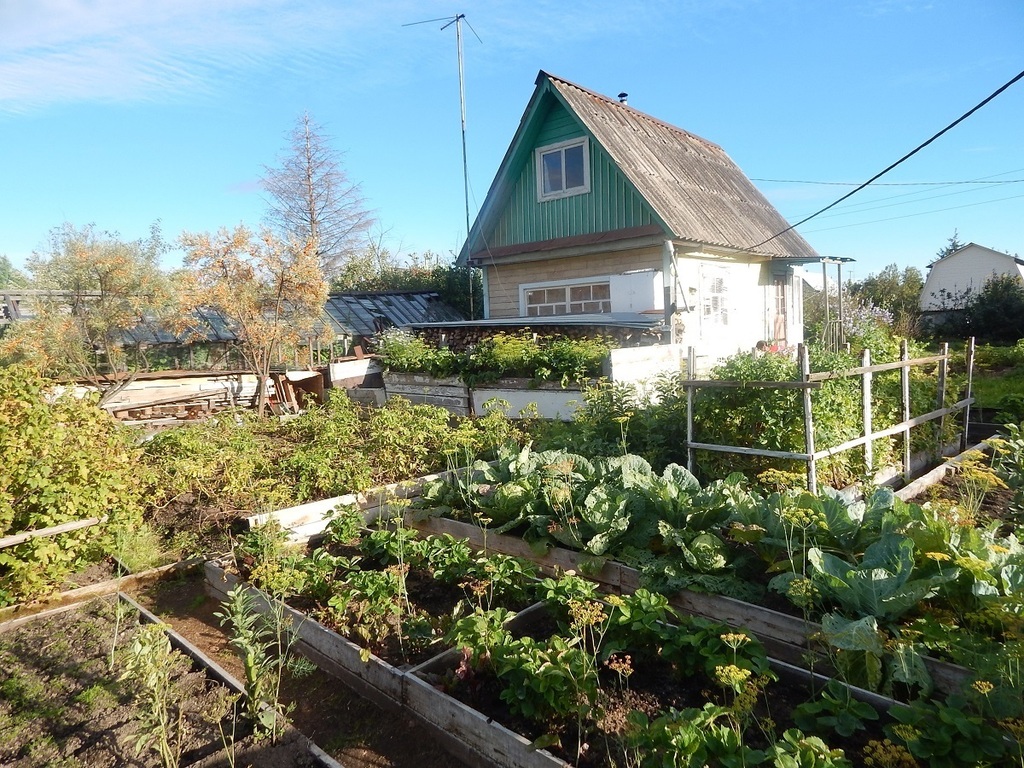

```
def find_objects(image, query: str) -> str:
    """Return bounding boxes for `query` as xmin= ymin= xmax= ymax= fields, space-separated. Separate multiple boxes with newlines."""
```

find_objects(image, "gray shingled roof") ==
xmin=545 ymin=72 xmax=819 ymax=261
xmin=461 ymin=72 xmax=819 ymax=264
xmin=322 ymin=291 xmax=466 ymax=337
xmin=2 ymin=290 xmax=466 ymax=345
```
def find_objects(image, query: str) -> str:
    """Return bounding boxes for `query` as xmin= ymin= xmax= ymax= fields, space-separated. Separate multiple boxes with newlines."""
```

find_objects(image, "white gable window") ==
xmin=523 ymin=278 xmax=610 ymax=316
xmin=536 ymin=137 xmax=590 ymax=201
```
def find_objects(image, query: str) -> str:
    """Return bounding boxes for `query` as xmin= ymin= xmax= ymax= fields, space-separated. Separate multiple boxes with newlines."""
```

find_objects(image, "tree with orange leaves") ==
xmin=179 ymin=225 xmax=328 ymax=415
xmin=0 ymin=222 xmax=178 ymax=405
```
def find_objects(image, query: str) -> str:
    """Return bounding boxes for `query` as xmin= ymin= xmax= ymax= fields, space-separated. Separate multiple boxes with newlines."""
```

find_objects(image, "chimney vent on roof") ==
xmin=617 ymin=92 xmax=628 ymax=105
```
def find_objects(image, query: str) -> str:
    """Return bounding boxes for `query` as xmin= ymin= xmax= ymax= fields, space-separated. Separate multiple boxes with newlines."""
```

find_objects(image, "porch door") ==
xmin=772 ymin=275 xmax=788 ymax=343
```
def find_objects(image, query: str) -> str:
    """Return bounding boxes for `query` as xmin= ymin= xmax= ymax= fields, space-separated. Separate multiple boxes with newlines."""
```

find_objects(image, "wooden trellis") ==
xmin=683 ymin=339 xmax=975 ymax=494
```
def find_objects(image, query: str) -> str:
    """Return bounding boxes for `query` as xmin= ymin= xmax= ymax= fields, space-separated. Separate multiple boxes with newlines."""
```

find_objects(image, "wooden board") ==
xmin=0 ymin=559 xmax=203 ymax=626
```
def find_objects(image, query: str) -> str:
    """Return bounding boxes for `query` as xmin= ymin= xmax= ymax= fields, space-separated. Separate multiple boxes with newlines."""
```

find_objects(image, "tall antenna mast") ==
xmin=441 ymin=14 xmax=471 ymax=247
xmin=404 ymin=13 xmax=481 ymax=316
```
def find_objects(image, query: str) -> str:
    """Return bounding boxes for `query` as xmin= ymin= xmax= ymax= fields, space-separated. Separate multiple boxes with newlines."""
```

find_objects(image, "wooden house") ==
xmin=458 ymin=71 xmax=821 ymax=355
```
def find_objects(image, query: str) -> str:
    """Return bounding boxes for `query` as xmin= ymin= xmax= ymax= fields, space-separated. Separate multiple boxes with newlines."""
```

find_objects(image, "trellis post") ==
xmin=962 ymin=337 xmax=975 ymax=451
xmin=686 ymin=346 xmax=696 ymax=475
xmin=937 ymin=342 xmax=948 ymax=454
xmin=800 ymin=344 xmax=817 ymax=494
xmin=901 ymin=340 xmax=911 ymax=482
xmin=861 ymin=348 xmax=873 ymax=474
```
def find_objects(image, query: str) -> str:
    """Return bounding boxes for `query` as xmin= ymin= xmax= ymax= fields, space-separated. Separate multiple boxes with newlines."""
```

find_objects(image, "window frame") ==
xmin=520 ymin=275 xmax=611 ymax=317
xmin=701 ymin=267 xmax=729 ymax=327
xmin=535 ymin=137 xmax=591 ymax=201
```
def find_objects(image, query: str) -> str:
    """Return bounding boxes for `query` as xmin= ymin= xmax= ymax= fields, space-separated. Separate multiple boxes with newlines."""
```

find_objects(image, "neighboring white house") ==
xmin=920 ymin=243 xmax=1024 ymax=311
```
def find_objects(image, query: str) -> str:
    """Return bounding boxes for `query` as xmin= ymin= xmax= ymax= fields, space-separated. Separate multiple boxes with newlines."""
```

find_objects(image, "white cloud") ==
xmin=0 ymin=0 xmax=369 ymax=114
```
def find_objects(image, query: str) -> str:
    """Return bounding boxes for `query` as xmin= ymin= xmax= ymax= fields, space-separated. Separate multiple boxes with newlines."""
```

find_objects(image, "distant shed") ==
xmin=321 ymin=291 xmax=466 ymax=348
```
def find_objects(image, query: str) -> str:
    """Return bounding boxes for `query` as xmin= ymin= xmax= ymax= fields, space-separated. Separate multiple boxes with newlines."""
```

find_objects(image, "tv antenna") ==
xmin=404 ymin=13 xmax=481 ymax=314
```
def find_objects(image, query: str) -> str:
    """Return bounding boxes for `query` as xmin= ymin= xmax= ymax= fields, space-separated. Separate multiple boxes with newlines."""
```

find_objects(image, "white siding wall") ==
xmin=673 ymin=259 xmax=769 ymax=356
xmin=921 ymin=245 xmax=1024 ymax=310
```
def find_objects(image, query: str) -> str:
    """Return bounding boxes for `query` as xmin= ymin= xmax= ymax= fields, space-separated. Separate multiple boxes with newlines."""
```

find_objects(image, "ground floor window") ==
xmin=702 ymin=269 xmax=728 ymax=326
xmin=524 ymin=281 xmax=611 ymax=316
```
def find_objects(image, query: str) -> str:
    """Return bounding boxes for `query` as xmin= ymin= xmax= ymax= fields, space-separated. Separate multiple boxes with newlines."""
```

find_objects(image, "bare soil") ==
xmin=0 ymin=596 xmax=320 ymax=768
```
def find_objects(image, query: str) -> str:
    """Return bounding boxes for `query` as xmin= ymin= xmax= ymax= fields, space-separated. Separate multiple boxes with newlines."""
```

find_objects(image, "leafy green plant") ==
xmin=375 ymin=327 xmax=458 ymax=377
xmin=215 ymin=585 xmax=298 ymax=742
xmin=376 ymin=328 xmax=612 ymax=387
xmin=120 ymin=623 xmax=189 ymax=768
xmin=991 ymin=422 xmax=1024 ymax=521
xmin=460 ymin=331 xmax=612 ymax=387
xmin=414 ymin=445 xmax=749 ymax=595
xmin=886 ymin=697 xmax=1009 ymax=767
xmin=0 ymin=364 xmax=146 ymax=605
xmin=326 ymin=566 xmax=406 ymax=657
xmin=792 ymin=680 xmax=879 ymax=738
xmin=233 ymin=521 xmax=306 ymax=597
xmin=806 ymin=535 xmax=956 ymax=623
xmin=624 ymin=705 xmax=767 ymax=768
xmin=143 ymin=410 xmax=290 ymax=514
xmin=765 ymin=729 xmax=852 ymax=768
xmin=493 ymin=633 xmax=599 ymax=722
xmin=278 ymin=392 xmax=372 ymax=500
xmin=120 ymin=622 xmax=232 ymax=768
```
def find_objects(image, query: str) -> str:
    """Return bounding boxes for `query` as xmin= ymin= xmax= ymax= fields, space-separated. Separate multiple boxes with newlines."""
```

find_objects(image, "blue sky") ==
xmin=1 ymin=0 xmax=1022 ymax=283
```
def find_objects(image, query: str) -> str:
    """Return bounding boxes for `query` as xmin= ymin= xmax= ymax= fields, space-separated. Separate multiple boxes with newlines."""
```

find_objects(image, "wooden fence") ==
xmin=682 ymin=339 xmax=975 ymax=494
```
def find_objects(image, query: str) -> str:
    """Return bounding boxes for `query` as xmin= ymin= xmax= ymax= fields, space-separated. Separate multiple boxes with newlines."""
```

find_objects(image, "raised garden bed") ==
xmin=206 ymin=562 xmax=566 ymax=768
xmin=206 ymin=559 xmax=919 ymax=767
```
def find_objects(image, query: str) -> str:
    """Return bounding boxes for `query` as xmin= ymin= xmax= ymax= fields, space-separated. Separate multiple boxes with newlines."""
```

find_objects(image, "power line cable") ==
xmin=805 ymin=181 xmax=1013 ymax=220
xmin=746 ymin=68 xmax=1024 ymax=251
xmin=784 ymin=168 xmax=1024 ymax=215
xmin=802 ymin=192 xmax=1024 ymax=233
xmin=753 ymin=178 xmax=1024 ymax=186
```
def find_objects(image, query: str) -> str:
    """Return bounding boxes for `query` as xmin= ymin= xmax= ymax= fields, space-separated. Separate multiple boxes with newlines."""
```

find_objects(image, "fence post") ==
xmin=800 ymin=344 xmax=817 ymax=494
xmin=687 ymin=346 xmax=696 ymax=475
xmin=962 ymin=337 xmax=975 ymax=452
xmin=937 ymin=342 xmax=948 ymax=455
xmin=901 ymin=340 xmax=911 ymax=483
xmin=862 ymin=348 xmax=873 ymax=475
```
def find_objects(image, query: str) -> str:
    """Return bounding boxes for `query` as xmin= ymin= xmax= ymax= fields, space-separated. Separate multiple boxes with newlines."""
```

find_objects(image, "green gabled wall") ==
xmin=486 ymin=96 xmax=659 ymax=249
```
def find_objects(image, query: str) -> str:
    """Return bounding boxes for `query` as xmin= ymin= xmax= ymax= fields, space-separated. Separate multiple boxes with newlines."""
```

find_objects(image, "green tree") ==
xmin=0 ymin=255 xmax=28 ymax=288
xmin=0 ymin=223 xmax=179 ymax=404
xmin=966 ymin=273 xmax=1024 ymax=343
xmin=179 ymin=226 xmax=328 ymax=415
xmin=262 ymin=112 xmax=374 ymax=280
xmin=329 ymin=235 xmax=402 ymax=291
xmin=935 ymin=229 xmax=964 ymax=260
xmin=848 ymin=264 xmax=924 ymax=338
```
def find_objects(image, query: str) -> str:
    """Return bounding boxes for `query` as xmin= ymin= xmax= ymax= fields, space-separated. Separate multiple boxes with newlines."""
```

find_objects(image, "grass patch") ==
xmin=74 ymin=682 xmax=118 ymax=710
xmin=972 ymin=364 xmax=1024 ymax=413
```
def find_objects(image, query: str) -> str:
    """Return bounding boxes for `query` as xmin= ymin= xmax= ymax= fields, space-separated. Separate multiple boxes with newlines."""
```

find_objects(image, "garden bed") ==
xmin=205 ymin=562 xmax=566 ymax=768
xmin=249 ymin=452 xmax=988 ymax=697
xmin=133 ymin=570 xmax=470 ymax=768
xmin=0 ymin=593 xmax=334 ymax=768
xmin=405 ymin=512 xmax=973 ymax=696
xmin=205 ymin=559 xmax=915 ymax=768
